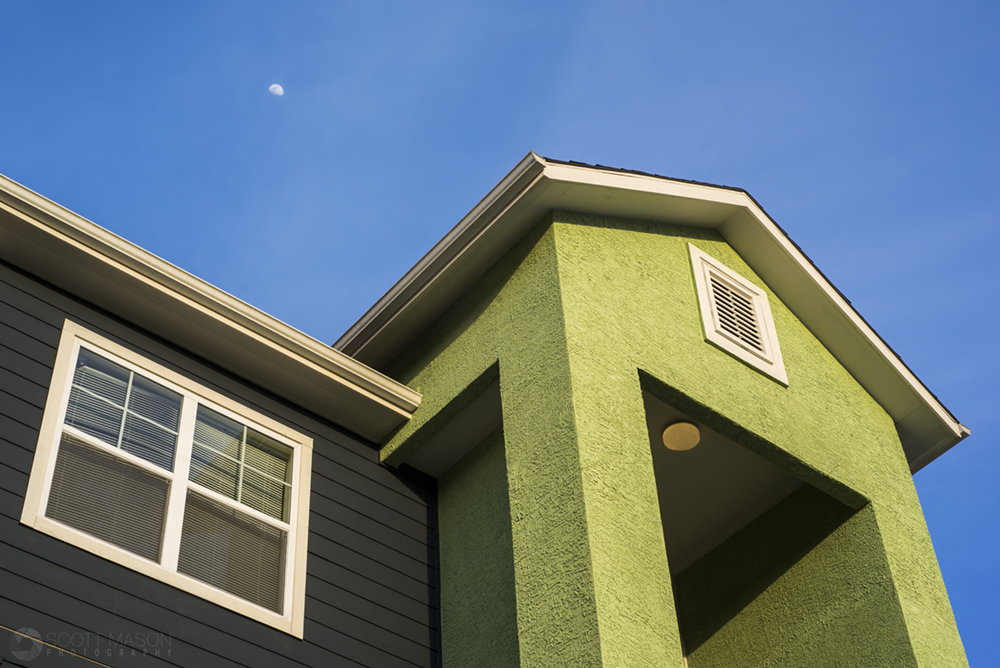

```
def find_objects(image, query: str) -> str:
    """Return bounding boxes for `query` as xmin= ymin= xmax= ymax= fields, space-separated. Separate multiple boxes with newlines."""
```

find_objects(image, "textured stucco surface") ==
xmin=382 ymin=211 xmax=967 ymax=666
xmin=438 ymin=428 xmax=519 ymax=667
xmin=676 ymin=484 xmax=917 ymax=667
xmin=385 ymin=221 xmax=620 ymax=665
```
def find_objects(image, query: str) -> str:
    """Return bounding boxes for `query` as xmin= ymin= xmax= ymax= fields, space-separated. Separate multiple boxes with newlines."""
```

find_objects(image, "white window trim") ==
xmin=21 ymin=320 xmax=313 ymax=638
xmin=689 ymin=244 xmax=788 ymax=386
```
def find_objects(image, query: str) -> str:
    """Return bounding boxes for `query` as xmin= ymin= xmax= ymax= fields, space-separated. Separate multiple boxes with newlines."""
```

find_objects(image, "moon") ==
xmin=268 ymin=84 xmax=284 ymax=96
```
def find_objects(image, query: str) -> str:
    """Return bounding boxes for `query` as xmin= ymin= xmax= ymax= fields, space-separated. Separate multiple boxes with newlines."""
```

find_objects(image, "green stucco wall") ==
xmin=438 ymin=427 xmax=520 ymax=667
xmin=386 ymin=222 xmax=627 ymax=665
xmin=675 ymin=484 xmax=916 ymax=667
xmin=383 ymin=211 xmax=967 ymax=667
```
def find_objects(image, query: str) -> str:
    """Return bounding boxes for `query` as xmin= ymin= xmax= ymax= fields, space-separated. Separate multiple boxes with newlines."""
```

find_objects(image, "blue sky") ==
xmin=2 ymin=1 xmax=997 ymax=661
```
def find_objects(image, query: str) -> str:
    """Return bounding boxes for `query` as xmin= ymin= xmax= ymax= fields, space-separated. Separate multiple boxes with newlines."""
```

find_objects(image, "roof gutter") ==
xmin=0 ymin=173 xmax=420 ymax=443
xmin=336 ymin=152 xmax=547 ymax=356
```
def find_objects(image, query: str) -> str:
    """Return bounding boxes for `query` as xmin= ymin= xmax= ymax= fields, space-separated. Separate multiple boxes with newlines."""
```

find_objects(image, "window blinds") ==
xmin=42 ymin=344 xmax=298 ymax=619
xmin=65 ymin=349 xmax=181 ymax=471
xmin=191 ymin=405 xmax=291 ymax=522
xmin=178 ymin=491 xmax=286 ymax=613
xmin=47 ymin=434 xmax=169 ymax=562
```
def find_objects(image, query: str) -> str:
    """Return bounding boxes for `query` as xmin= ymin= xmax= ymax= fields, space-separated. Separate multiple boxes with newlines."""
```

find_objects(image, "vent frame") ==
xmin=689 ymin=243 xmax=788 ymax=385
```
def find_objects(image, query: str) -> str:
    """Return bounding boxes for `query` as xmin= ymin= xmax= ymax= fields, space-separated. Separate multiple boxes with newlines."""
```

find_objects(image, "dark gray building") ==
xmin=0 ymin=173 xmax=440 ymax=667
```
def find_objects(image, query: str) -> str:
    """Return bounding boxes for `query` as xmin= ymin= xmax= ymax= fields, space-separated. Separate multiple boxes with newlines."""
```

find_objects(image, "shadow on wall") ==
xmin=639 ymin=372 xmax=916 ymax=665
xmin=672 ymin=485 xmax=917 ymax=667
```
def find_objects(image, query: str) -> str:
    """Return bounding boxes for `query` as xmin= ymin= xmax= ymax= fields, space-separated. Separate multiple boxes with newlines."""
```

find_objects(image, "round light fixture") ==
xmin=662 ymin=422 xmax=700 ymax=451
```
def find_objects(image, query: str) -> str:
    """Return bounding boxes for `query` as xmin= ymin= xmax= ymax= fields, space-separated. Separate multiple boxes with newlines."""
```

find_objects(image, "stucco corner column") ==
xmin=500 ymin=348 xmax=682 ymax=667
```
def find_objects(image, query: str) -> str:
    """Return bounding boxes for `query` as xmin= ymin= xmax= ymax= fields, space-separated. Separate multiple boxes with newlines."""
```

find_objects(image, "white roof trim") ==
xmin=335 ymin=153 xmax=968 ymax=471
xmin=0 ymin=173 xmax=420 ymax=443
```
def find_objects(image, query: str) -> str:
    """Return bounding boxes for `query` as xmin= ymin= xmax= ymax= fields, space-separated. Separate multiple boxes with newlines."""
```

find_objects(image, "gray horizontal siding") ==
xmin=0 ymin=260 xmax=440 ymax=668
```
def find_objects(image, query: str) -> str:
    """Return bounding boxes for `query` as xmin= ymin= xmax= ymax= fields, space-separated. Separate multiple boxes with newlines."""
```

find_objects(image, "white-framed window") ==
xmin=688 ymin=243 xmax=788 ymax=385
xmin=21 ymin=320 xmax=313 ymax=637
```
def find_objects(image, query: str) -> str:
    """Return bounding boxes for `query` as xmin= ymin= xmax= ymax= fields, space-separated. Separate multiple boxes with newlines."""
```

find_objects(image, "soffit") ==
xmin=335 ymin=153 xmax=968 ymax=472
xmin=0 ymin=174 xmax=420 ymax=443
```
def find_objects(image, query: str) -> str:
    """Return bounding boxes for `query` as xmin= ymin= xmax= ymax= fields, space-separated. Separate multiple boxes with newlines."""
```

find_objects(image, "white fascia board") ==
xmin=0 ymin=173 xmax=419 ymax=442
xmin=335 ymin=152 xmax=548 ymax=358
xmin=336 ymin=154 xmax=967 ymax=471
xmin=717 ymin=204 xmax=969 ymax=462
xmin=335 ymin=157 xmax=751 ymax=365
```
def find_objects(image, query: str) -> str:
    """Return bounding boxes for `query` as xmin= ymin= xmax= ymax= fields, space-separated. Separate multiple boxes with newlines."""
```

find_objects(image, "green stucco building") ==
xmin=335 ymin=154 xmax=970 ymax=667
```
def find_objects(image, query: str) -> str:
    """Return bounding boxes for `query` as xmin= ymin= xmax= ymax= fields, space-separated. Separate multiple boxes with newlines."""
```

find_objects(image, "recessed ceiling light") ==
xmin=663 ymin=422 xmax=700 ymax=451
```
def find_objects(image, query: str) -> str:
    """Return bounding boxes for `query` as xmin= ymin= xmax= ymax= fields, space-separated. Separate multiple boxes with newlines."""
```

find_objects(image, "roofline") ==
xmin=546 ymin=158 xmax=962 ymax=428
xmin=336 ymin=152 xmax=548 ymax=352
xmin=335 ymin=153 xmax=968 ymax=472
xmin=0 ymin=173 xmax=420 ymax=443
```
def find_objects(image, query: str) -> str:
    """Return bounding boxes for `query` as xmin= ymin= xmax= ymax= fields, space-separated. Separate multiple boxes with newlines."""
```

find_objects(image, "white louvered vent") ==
xmin=689 ymin=244 xmax=788 ymax=385
xmin=708 ymin=274 xmax=764 ymax=353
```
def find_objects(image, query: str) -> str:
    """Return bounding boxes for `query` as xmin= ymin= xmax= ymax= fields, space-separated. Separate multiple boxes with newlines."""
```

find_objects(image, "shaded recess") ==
xmin=644 ymin=392 xmax=803 ymax=574
xmin=401 ymin=370 xmax=517 ymax=666
xmin=404 ymin=367 xmax=502 ymax=478
xmin=437 ymin=428 xmax=520 ymax=668
xmin=673 ymin=487 xmax=916 ymax=667
xmin=643 ymin=387 xmax=916 ymax=666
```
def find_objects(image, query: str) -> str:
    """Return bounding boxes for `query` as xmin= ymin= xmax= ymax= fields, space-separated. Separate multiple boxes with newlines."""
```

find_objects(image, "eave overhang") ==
xmin=0 ymin=174 xmax=420 ymax=443
xmin=335 ymin=152 xmax=968 ymax=472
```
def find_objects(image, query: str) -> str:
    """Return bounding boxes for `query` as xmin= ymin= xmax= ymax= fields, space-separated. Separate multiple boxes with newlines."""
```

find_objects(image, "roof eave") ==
xmin=0 ymin=173 xmax=420 ymax=443
xmin=335 ymin=154 xmax=968 ymax=472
